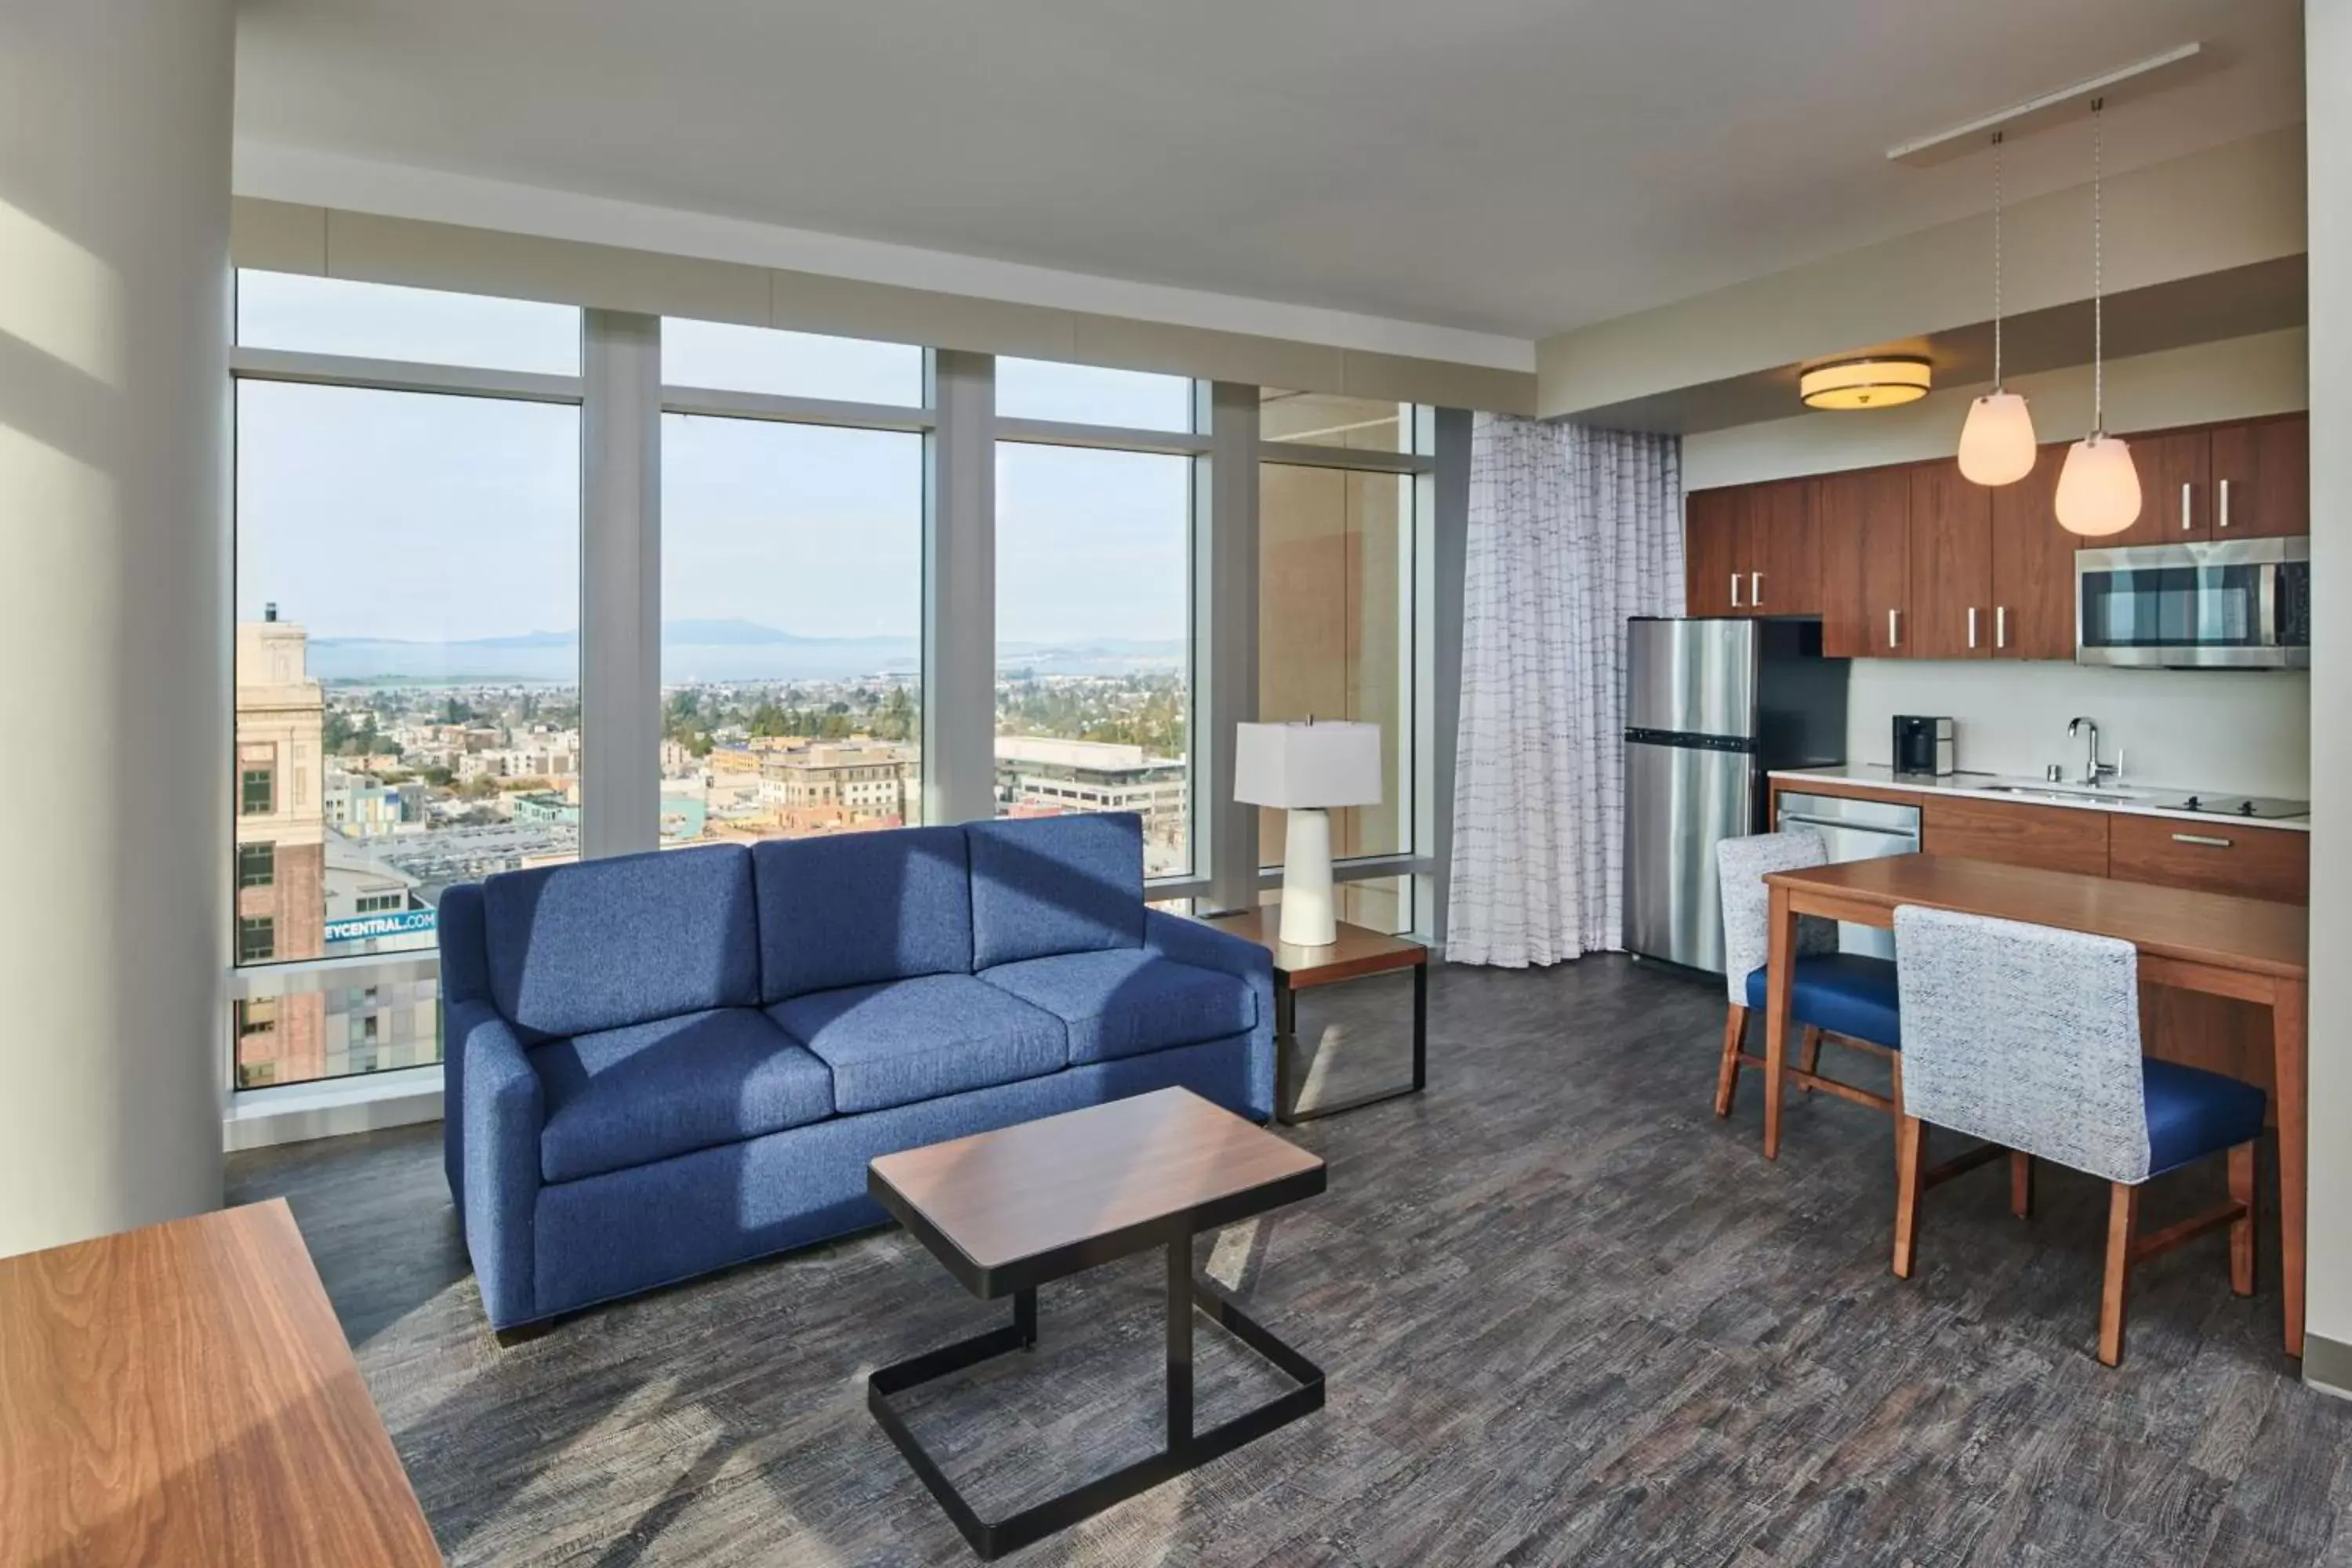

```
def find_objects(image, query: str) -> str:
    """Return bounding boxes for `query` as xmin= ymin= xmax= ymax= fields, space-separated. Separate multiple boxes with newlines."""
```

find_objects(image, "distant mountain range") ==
xmin=303 ymin=619 xmax=1183 ymax=684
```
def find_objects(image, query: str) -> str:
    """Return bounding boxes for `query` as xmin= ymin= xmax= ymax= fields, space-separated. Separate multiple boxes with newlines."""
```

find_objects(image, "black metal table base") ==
xmin=869 ymin=1240 xmax=1324 ymax=1561
xmin=1276 ymin=960 xmax=1428 ymax=1124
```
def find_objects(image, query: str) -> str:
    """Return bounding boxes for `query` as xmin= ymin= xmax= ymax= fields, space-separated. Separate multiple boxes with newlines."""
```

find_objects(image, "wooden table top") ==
xmin=868 ymin=1088 xmax=1326 ymax=1297
xmin=1766 ymin=855 xmax=2308 ymax=979
xmin=1196 ymin=908 xmax=1428 ymax=986
xmin=0 ymin=1199 xmax=441 ymax=1566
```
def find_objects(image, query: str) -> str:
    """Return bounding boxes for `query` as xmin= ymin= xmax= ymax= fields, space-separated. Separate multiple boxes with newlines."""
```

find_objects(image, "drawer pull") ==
xmin=2172 ymin=833 xmax=2234 ymax=849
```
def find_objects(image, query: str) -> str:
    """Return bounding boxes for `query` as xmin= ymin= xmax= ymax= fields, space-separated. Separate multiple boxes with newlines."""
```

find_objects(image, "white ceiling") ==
xmin=232 ymin=0 xmax=2306 ymax=342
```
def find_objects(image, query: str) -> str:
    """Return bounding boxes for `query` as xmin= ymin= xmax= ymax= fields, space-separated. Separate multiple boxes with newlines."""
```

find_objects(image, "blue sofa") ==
xmin=438 ymin=812 xmax=1274 ymax=1330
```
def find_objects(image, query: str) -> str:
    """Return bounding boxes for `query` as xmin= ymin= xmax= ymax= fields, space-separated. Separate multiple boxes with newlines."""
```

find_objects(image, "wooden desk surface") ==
xmin=869 ymin=1088 xmax=1325 ymax=1294
xmin=1765 ymin=855 xmax=2308 ymax=978
xmin=0 ymin=1200 xmax=441 ymax=1567
xmin=1197 ymin=908 xmax=1428 ymax=986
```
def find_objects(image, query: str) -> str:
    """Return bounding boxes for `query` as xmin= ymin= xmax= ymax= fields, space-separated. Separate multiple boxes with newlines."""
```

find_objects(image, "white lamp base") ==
xmin=1277 ymin=807 xmax=1338 ymax=946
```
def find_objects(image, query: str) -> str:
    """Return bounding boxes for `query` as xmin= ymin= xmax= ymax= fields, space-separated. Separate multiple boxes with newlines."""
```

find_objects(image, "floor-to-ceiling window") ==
xmin=1259 ymin=394 xmax=1434 ymax=933
xmin=231 ymin=272 xmax=583 ymax=1088
xmin=659 ymin=321 xmax=927 ymax=844
xmin=994 ymin=362 xmax=1200 ymax=879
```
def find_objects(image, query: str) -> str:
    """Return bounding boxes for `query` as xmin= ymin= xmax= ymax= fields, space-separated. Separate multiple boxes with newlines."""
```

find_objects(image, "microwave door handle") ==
xmin=2261 ymin=560 xmax=2278 ymax=648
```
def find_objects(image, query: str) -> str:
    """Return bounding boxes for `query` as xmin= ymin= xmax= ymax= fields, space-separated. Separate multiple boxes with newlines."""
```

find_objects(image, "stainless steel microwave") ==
xmin=2075 ymin=536 xmax=2309 ymax=670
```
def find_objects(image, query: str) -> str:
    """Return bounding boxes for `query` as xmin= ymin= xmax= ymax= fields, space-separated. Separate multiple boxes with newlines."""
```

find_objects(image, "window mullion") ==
xmin=579 ymin=310 xmax=663 ymax=858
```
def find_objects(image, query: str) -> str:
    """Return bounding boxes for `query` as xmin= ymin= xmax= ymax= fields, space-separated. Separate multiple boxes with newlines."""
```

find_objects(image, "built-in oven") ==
xmin=2075 ymin=536 xmax=2309 ymax=670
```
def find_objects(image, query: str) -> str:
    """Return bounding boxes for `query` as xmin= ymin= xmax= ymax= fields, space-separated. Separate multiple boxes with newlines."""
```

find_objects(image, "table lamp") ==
xmin=1234 ymin=720 xmax=1383 ymax=946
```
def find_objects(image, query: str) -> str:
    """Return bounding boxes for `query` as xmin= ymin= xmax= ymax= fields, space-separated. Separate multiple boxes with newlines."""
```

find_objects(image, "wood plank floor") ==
xmin=227 ymin=956 xmax=2352 ymax=1566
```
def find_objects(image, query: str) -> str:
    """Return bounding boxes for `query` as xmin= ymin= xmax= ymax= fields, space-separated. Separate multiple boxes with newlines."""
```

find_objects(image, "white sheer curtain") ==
xmin=1447 ymin=416 xmax=1683 ymax=967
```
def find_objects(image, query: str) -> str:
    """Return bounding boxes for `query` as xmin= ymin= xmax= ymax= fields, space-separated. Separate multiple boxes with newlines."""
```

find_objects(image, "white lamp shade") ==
xmin=2055 ymin=433 xmax=2143 ymax=537
xmin=1957 ymin=392 xmax=2038 ymax=486
xmin=1233 ymin=721 xmax=1382 ymax=809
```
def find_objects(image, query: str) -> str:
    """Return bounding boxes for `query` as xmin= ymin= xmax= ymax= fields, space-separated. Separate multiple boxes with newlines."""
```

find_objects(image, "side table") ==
xmin=1195 ymin=908 xmax=1428 ymax=1124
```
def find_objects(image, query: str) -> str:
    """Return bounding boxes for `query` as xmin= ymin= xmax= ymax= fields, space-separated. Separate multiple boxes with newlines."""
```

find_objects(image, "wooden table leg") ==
xmin=2273 ymin=975 xmax=2307 ymax=1359
xmin=1763 ymin=883 xmax=1795 ymax=1161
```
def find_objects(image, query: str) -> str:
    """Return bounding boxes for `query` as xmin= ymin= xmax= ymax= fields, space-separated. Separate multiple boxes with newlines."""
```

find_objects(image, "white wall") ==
xmin=1686 ymin=328 xmax=2313 ymax=799
xmin=2303 ymin=0 xmax=2350 ymax=1380
xmin=0 ymin=0 xmax=233 ymax=1255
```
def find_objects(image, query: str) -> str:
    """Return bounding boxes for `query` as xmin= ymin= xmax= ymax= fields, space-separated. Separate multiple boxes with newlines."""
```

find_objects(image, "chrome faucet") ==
xmin=2066 ymin=716 xmax=2118 ymax=786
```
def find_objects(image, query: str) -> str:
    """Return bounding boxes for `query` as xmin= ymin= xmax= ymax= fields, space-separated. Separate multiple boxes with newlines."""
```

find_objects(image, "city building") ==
xmin=993 ymin=735 xmax=1189 ymax=872
xmin=230 ymin=612 xmax=326 ymax=1086
xmin=756 ymin=739 xmax=916 ymax=825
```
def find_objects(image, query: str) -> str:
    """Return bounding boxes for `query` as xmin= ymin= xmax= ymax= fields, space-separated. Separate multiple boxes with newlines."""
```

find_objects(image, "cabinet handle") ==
xmin=1968 ymin=606 xmax=1979 ymax=648
xmin=2172 ymin=833 xmax=2234 ymax=849
xmin=1730 ymin=572 xmax=1741 ymax=609
xmin=2219 ymin=477 xmax=2232 ymax=530
xmin=1751 ymin=570 xmax=1762 ymax=606
xmin=1995 ymin=606 xmax=2008 ymax=649
xmin=1888 ymin=608 xmax=1900 ymax=648
xmin=2182 ymin=481 xmax=2194 ymax=532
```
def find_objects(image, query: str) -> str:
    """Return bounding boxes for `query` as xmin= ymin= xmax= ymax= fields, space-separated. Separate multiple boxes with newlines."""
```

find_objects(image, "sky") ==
xmin=234 ymin=273 xmax=1192 ymax=655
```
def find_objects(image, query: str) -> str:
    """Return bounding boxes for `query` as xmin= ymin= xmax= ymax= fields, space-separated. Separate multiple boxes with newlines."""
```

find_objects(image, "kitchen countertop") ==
xmin=1768 ymin=764 xmax=2312 ymax=832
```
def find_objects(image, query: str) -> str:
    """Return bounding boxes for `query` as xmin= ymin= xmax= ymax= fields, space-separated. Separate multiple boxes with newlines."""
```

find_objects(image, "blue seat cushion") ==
xmin=979 ymin=949 xmax=1257 ymax=1066
xmin=769 ymin=975 xmax=1069 ymax=1114
xmin=965 ymin=814 xmax=1145 ymax=968
xmin=2143 ymin=1059 xmax=2267 ymax=1177
xmin=532 ymin=1007 xmax=833 ymax=1183
xmin=752 ymin=826 xmax=973 ymax=1003
xmin=484 ymin=844 xmax=759 ymax=1040
xmin=1744 ymin=953 xmax=1902 ymax=1048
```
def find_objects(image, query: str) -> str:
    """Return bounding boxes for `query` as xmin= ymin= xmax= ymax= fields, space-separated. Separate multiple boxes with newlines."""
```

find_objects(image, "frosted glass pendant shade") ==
xmin=1957 ymin=392 xmax=2038 ymax=485
xmin=2055 ymin=433 xmax=2142 ymax=536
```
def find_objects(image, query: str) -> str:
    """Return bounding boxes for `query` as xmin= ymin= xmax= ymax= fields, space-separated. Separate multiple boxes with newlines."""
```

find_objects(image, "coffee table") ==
xmin=866 ymin=1087 xmax=1327 ymax=1560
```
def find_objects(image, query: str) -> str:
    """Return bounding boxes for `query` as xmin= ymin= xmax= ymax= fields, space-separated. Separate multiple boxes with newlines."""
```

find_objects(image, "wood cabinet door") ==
xmin=1749 ymin=477 xmax=1818 ymax=615
xmin=1920 ymin=797 xmax=2111 ymax=877
xmin=1816 ymin=466 xmax=1909 ymax=657
xmin=2209 ymin=413 xmax=2308 ymax=539
xmin=1907 ymin=461 xmax=1992 ymax=659
xmin=2106 ymin=814 xmax=2309 ymax=903
xmin=2108 ymin=429 xmax=2211 ymax=546
xmin=1988 ymin=442 xmax=2075 ymax=660
xmin=1685 ymin=487 xmax=1747 ymax=615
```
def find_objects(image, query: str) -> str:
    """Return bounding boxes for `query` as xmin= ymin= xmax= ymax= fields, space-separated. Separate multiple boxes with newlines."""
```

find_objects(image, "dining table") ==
xmin=1759 ymin=853 xmax=2312 ymax=1359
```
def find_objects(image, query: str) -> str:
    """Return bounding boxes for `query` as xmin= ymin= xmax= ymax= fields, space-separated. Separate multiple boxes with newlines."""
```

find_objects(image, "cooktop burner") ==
xmin=2160 ymin=793 xmax=2310 ymax=821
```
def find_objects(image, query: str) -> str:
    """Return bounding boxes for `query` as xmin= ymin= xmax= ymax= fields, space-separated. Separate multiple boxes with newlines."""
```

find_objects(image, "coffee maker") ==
xmin=1893 ymin=715 xmax=1955 ymax=775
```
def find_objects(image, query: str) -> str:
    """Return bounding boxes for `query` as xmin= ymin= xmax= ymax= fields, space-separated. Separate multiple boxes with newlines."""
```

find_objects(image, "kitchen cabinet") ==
xmin=1987 ymin=442 xmax=2075 ymax=661
xmin=1906 ymin=461 xmax=1993 ymax=659
xmin=1683 ymin=479 xmax=1820 ymax=617
xmin=1919 ymin=794 xmax=2111 ymax=877
xmin=1685 ymin=487 xmax=1744 ymax=615
xmin=2107 ymin=814 xmax=2309 ymax=903
xmin=1816 ymin=465 xmax=1908 ymax=658
xmin=2209 ymin=413 xmax=2308 ymax=539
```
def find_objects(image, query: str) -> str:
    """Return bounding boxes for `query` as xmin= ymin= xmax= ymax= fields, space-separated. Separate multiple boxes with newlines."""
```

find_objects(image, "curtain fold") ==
xmin=1447 ymin=416 xmax=1683 ymax=967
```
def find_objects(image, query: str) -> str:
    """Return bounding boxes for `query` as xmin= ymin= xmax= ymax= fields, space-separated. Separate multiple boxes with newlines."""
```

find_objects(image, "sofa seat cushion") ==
xmin=769 ymin=975 xmax=1069 ymax=1114
xmin=980 ymin=949 xmax=1258 ymax=1066
xmin=532 ymin=1007 xmax=833 ymax=1183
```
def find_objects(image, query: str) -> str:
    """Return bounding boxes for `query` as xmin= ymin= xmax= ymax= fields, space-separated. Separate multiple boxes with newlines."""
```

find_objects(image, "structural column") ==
xmin=2300 ymin=0 xmax=2352 ymax=1396
xmin=0 ymin=0 xmax=235 ymax=1254
xmin=924 ymin=350 xmax=996 ymax=824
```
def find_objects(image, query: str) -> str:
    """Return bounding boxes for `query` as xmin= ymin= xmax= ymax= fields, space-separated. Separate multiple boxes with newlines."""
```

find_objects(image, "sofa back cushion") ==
xmin=483 ymin=844 xmax=759 ymax=1040
xmin=752 ymin=826 xmax=974 ymax=1002
xmin=965 ymin=813 xmax=1145 ymax=969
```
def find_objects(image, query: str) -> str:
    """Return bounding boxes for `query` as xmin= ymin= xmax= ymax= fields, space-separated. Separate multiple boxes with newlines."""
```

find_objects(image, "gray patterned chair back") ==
xmin=1713 ymin=828 xmax=1835 ymax=1005
xmin=1893 ymin=905 xmax=2151 ymax=1185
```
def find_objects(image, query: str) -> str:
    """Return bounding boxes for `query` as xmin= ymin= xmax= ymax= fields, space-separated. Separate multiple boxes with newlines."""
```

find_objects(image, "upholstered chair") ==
xmin=1891 ymin=906 xmax=2264 ymax=1367
xmin=1712 ymin=829 xmax=1904 ymax=1131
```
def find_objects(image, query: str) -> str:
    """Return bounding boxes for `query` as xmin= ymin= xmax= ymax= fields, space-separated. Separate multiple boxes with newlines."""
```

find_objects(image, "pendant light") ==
xmin=2055 ymin=98 xmax=2142 ymax=536
xmin=1957 ymin=132 xmax=2037 ymax=485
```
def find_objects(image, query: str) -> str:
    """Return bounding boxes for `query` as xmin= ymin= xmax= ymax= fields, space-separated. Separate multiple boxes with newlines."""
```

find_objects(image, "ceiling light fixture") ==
xmin=1957 ymin=132 xmax=2037 ymax=485
xmin=2055 ymin=98 xmax=2142 ymax=537
xmin=1799 ymin=355 xmax=1932 ymax=411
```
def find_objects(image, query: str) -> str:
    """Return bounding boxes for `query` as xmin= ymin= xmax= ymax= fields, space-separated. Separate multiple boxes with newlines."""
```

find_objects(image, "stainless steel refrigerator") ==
xmin=1621 ymin=617 xmax=1849 ymax=974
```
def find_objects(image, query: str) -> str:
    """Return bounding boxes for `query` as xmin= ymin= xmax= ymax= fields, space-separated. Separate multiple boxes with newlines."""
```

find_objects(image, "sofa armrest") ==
xmin=1145 ymin=910 xmax=1277 ymax=1120
xmin=446 ymin=998 xmax=543 ymax=1329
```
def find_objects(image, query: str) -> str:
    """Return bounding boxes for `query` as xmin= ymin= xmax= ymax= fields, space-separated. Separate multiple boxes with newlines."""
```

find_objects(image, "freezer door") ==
xmin=1622 ymin=737 xmax=1756 ymax=974
xmin=1625 ymin=618 xmax=1759 ymax=739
